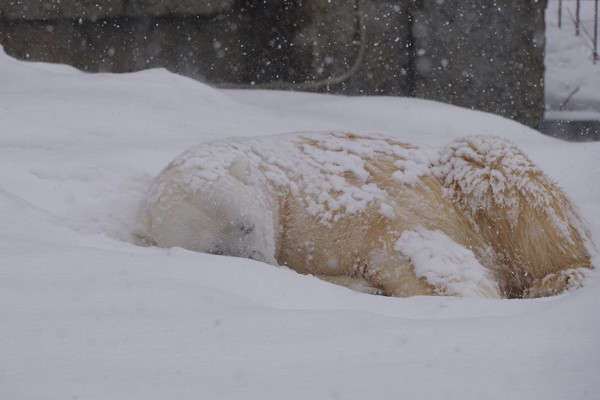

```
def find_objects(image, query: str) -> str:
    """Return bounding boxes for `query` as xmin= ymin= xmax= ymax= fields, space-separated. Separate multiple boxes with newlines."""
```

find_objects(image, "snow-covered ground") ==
xmin=1 ymin=10 xmax=600 ymax=398
xmin=545 ymin=0 xmax=600 ymax=119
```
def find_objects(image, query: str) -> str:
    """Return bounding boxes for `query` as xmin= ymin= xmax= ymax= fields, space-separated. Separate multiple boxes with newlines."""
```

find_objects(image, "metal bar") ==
xmin=559 ymin=0 xmax=562 ymax=29
xmin=576 ymin=0 xmax=581 ymax=36
xmin=594 ymin=0 xmax=599 ymax=63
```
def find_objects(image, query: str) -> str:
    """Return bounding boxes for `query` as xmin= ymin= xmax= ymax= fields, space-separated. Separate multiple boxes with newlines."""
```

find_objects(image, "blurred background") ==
xmin=1 ymin=0 xmax=598 ymax=135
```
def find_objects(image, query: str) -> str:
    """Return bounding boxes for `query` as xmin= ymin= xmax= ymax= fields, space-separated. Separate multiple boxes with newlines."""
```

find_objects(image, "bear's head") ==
xmin=134 ymin=152 xmax=278 ymax=265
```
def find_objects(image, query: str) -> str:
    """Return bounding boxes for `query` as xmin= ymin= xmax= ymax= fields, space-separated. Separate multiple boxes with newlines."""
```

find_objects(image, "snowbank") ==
xmin=1 ymin=46 xmax=599 ymax=400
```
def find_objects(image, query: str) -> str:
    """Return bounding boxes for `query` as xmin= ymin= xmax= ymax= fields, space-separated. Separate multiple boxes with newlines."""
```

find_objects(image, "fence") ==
xmin=557 ymin=0 xmax=599 ymax=63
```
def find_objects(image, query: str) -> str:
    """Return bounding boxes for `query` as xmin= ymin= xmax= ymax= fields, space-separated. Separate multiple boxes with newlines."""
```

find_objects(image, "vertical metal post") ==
xmin=594 ymin=0 xmax=599 ymax=63
xmin=559 ymin=0 xmax=562 ymax=29
xmin=576 ymin=0 xmax=581 ymax=36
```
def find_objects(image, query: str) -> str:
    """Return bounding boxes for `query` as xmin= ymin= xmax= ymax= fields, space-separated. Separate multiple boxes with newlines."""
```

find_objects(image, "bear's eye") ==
xmin=239 ymin=223 xmax=254 ymax=235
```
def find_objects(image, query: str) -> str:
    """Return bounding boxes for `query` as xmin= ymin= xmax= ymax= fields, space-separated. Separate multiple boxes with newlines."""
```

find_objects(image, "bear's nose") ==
xmin=249 ymin=250 xmax=266 ymax=262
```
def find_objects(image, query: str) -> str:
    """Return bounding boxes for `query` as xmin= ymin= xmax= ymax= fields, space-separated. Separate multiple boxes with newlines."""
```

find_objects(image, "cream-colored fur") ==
xmin=134 ymin=133 xmax=596 ymax=298
xmin=438 ymin=136 xmax=594 ymax=298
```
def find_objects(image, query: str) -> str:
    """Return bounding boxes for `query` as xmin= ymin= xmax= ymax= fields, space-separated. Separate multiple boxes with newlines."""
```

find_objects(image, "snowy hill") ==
xmin=1 ymin=42 xmax=599 ymax=400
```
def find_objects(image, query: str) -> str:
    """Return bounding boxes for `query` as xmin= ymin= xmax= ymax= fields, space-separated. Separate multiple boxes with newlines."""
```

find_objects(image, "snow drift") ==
xmin=1 ymin=43 xmax=600 ymax=400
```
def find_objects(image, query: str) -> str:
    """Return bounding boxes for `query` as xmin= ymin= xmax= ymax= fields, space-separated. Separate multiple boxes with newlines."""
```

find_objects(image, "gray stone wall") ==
xmin=1 ymin=0 xmax=233 ymax=19
xmin=0 ymin=0 xmax=547 ymax=127
xmin=311 ymin=0 xmax=414 ymax=96
xmin=412 ymin=0 xmax=547 ymax=126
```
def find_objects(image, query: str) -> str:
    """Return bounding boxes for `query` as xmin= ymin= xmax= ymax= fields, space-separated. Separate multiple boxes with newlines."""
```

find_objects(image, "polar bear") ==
xmin=134 ymin=132 xmax=596 ymax=298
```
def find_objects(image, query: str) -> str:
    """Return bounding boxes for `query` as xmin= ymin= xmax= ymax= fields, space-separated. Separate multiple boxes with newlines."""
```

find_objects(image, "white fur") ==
xmin=134 ymin=132 xmax=596 ymax=298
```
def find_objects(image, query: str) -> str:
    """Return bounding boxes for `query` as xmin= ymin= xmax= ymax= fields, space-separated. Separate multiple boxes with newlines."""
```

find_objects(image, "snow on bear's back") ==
xmin=246 ymin=132 xmax=438 ymax=221
xmin=158 ymin=132 xmax=436 ymax=219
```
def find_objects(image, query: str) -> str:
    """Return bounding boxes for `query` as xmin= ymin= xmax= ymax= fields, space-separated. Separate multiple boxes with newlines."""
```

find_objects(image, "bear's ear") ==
xmin=228 ymin=154 xmax=254 ymax=184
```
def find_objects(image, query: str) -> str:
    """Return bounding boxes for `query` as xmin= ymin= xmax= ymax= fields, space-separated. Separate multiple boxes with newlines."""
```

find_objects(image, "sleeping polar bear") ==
xmin=134 ymin=132 xmax=596 ymax=298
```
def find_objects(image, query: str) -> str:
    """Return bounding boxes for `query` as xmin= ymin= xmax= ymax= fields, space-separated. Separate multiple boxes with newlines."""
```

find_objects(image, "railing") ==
xmin=558 ymin=0 xmax=600 ymax=64
xmin=556 ymin=0 xmax=599 ymax=63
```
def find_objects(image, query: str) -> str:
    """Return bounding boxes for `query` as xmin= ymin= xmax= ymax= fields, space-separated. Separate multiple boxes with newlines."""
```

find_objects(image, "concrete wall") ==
xmin=1 ymin=0 xmax=233 ymax=19
xmin=412 ymin=0 xmax=547 ymax=126
xmin=0 ymin=0 xmax=547 ymax=127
